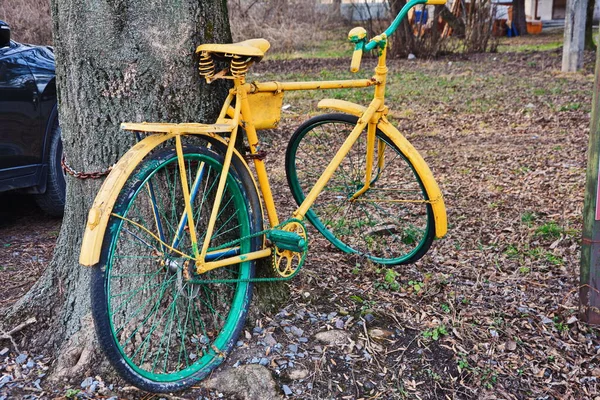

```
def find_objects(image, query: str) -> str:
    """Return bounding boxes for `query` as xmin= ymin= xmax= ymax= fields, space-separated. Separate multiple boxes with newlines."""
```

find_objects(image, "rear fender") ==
xmin=79 ymin=133 xmax=262 ymax=266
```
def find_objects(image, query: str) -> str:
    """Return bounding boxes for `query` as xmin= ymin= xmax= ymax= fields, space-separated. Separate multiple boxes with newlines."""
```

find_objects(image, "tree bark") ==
xmin=1 ymin=0 xmax=286 ymax=383
xmin=585 ymin=0 xmax=596 ymax=51
xmin=512 ymin=0 xmax=528 ymax=36
xmin=563 ymin=0 xmax=588 ymax=71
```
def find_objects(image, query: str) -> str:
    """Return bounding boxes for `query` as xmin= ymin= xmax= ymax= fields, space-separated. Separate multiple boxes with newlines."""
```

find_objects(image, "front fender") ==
xmin=318 ymin=99 xmax=366 ymax=117
xmin=377 ymin=118 xmax=447 ymax=239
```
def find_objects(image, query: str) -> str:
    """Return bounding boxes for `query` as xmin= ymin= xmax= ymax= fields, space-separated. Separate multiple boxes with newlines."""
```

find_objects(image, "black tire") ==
xmin=285 ymin=113 xmax=435 ymax=265
xmin=91 ymin=144 xmax=263 ymax=392
xmin=35 ymin=119 xmax=65 ymax=216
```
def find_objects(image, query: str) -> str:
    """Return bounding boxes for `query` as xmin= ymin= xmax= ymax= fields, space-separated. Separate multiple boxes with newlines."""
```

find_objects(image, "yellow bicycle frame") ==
xmin=80 ymin=33 xmax=447 ymax=272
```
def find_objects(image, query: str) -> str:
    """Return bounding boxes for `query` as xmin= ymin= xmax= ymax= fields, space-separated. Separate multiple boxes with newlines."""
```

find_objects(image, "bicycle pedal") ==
xmin=267 ymin=229 xmax=306 ymax=253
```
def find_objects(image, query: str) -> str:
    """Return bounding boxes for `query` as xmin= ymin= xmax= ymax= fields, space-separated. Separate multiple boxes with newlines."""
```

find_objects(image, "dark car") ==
xmin=0 ymin=21 xmax=65 ymax=216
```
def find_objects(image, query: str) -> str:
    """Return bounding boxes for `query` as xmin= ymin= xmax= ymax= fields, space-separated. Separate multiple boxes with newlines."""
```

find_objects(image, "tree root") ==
xmin=0 ymin=317 xmax=37 ymax=353
xmin=49 ymin=313 xmax=97 ymax=382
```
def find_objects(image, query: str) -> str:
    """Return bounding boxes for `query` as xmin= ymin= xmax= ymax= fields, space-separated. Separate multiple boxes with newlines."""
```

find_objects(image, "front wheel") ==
xmin=91 ymin=144 xmax=262 ymax=392
xmin=285 ymin=113 xmax=435 ymax=265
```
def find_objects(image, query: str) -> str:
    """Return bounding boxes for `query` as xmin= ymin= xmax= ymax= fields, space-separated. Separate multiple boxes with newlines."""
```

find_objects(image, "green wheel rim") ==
xmin=105 ymin=152 xmax=252 ymax=383
xmin=286 ymin=115 xmax=434 ymax=265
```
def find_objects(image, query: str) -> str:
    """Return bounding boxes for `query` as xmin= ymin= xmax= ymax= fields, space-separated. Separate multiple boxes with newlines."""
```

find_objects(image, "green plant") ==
xmin=545 ymin=253 xmax=563 ymax=266
xmin=535 ymin=221 xmax=564 ymax=239
xmin=408 ymin=280 xmax=423 ymax=293
xmin=521 ymin=211 xmax=536 ymax=226
xmin=423 ymin=325 xmax=448 ymax=341
xmin=65 ymin=389 xmax=81 ymax=398
xmin=553 ymin=316 xmax=569 ymax=333
xmin=518 ymin=266 xmax=530 ymax=274
xmin=441 ymin=303 xmax=451 ymax=313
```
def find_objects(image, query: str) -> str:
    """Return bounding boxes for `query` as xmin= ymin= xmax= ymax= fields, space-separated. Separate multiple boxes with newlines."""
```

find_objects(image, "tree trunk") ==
xmin=512 ymin=0 xmax=528 ymax=36
xmin=563 ymin=0 xmax=588 ymax=71
xmin=388 ymin=0 xmax=416 ymax=58
xmin=1 ymin=0 xmax=286 ymax=383
xmin=585 ymin=0 xmax=596 ymax=51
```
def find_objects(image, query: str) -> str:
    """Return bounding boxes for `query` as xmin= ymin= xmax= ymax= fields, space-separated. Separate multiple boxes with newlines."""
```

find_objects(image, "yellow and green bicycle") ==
xmin=79 ymin=0 xmax=447 ymax=392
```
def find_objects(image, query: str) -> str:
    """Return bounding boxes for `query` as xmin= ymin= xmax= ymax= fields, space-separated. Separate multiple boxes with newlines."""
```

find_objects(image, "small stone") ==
xmin=303 ymin=292 xmax=310 ymax=298
xmin=490 ymin=329 xmax=499 ymax=338
xmin=314 ymin=330 xmax=351 ymax=346
xmin=313 ymin=345 xmax=323 ymax=353
xmin=288 ymin=344 xmax=298 ymax=353
xmin=407 ymin=53 xmax=416 ymax=60
xmin=290 ymin=327 xmax=304 ymax=337
xmin=298 ymin=337 xmax=308 ymax=343
xmin=364 ymin=314 xmax=375 ymax=323
xmin=541 ymin=316 xmax=553 ymax=324
xmin=107 ymin=397 xmax=118 ymax=400
xmin=0 ymin=348 xmax=8 ymax=356
xmin=89 ymin=381 xmax=99 ymax=393
xmin=264 ymin=334 xmax=277 ymax=347
xmin=286 ymin=367 xmax=309 ymax=380
xmin=25 ymin=360 xmax=35 ymax=369
xmin=259 ymin=358 xmax=269 ymax=366
xmin=567 ymin=316 xmax=578 ymax=324
xmin=189 ymin=353 xmax=197 ymax=360
xmin=250 ymin=357 xmax=260 ymax=364
xmin=364 ymin=381 xmax=375 ymax=391
xmin=0 ymin=375 xmax=13 ymax=388
xmin=335 ymin=319 xmax=345 ymax=329
xmin=233 ymin=361 xmax=241 ymax=368
xmin=506 ymin=341 xmax=517 ymax=352
xmin=282 ymin=384 xmax=293 ymax=396
xmin=327 ymin=312 xmax=338 ymax=320
xmin=253 ymin=327 xmax=263 ymax=334
xmin=236 ymin=341 xmax=244 ymax=347
xmin=81 ymin=377 xmax=94 ymax=388
xmin=525 ymin=103 xmax=535 ymax=109
xmin=369 ymin=328 xmax=394 ymax=339
xmin=15 ymin=354 xmax=27 ymax=364
xmin=297 ymin=352 xmax=306 ymax=358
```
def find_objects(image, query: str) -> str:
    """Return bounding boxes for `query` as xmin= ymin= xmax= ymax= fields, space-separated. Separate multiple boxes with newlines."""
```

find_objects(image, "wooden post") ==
xmin=580 ymin=33 xmax=600 ymax=324
xmin=562 ymin=0 xmax=588 ymax=72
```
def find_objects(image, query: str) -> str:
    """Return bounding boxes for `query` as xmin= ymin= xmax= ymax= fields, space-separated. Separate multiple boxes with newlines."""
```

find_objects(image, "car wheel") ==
xmin=35 ymin=119 xmax=66 ymax=216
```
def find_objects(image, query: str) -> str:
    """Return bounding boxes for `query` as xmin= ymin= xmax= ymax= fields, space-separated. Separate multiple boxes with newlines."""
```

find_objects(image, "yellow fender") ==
xmin=79 ymin=133 xmax=263 ymax=266
xmin=318 ymin=99 xmax=447 ymax=239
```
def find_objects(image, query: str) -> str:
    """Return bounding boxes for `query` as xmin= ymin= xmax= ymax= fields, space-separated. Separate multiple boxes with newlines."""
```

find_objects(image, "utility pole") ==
xmin=581 ymin=37 xmax=600 ymax=324
xmin=562 ymin=0 xmax=588 ymax=72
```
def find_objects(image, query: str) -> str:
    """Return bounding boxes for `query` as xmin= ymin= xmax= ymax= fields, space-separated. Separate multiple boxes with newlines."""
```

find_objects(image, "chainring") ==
xmin=272 ymin=220 xmax=308 ymax=278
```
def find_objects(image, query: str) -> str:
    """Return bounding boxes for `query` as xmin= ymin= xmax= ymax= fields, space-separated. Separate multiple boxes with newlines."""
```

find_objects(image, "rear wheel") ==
xmin=285 ymin=113 xmax=435 ymax=265
xmin=91 ymin=144 xmax=262 ymax=392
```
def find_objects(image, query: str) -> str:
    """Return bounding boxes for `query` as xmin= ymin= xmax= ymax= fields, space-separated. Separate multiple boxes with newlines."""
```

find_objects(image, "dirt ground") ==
xmin=1 ymin=40 xmax=599 ymax=399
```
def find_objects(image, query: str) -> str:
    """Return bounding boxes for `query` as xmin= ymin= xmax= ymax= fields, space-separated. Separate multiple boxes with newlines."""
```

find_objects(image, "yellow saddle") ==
xmin=196 ymin=38 xmax=271 ymax=59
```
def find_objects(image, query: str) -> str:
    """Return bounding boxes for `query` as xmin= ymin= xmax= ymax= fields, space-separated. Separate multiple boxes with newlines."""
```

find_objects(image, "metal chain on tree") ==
xmin=61 ymin=153 xmax=114 ymax=179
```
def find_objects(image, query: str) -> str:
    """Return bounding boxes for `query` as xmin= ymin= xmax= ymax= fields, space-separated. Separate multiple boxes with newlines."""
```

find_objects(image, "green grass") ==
xmin=535 ymin=221 xmax=565 ymax=239
xmin=497 ymin=41 xmax=562 ymax=53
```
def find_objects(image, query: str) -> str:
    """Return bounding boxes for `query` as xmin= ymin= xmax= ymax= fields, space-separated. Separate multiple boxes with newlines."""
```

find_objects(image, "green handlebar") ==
xmin=363 ymin=0 xmax=428 ymax=52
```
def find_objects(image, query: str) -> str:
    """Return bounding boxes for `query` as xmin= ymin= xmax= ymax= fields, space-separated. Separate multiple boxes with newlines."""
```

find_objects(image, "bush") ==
xmin=0 ymin=0 xmax=52 ymax=44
